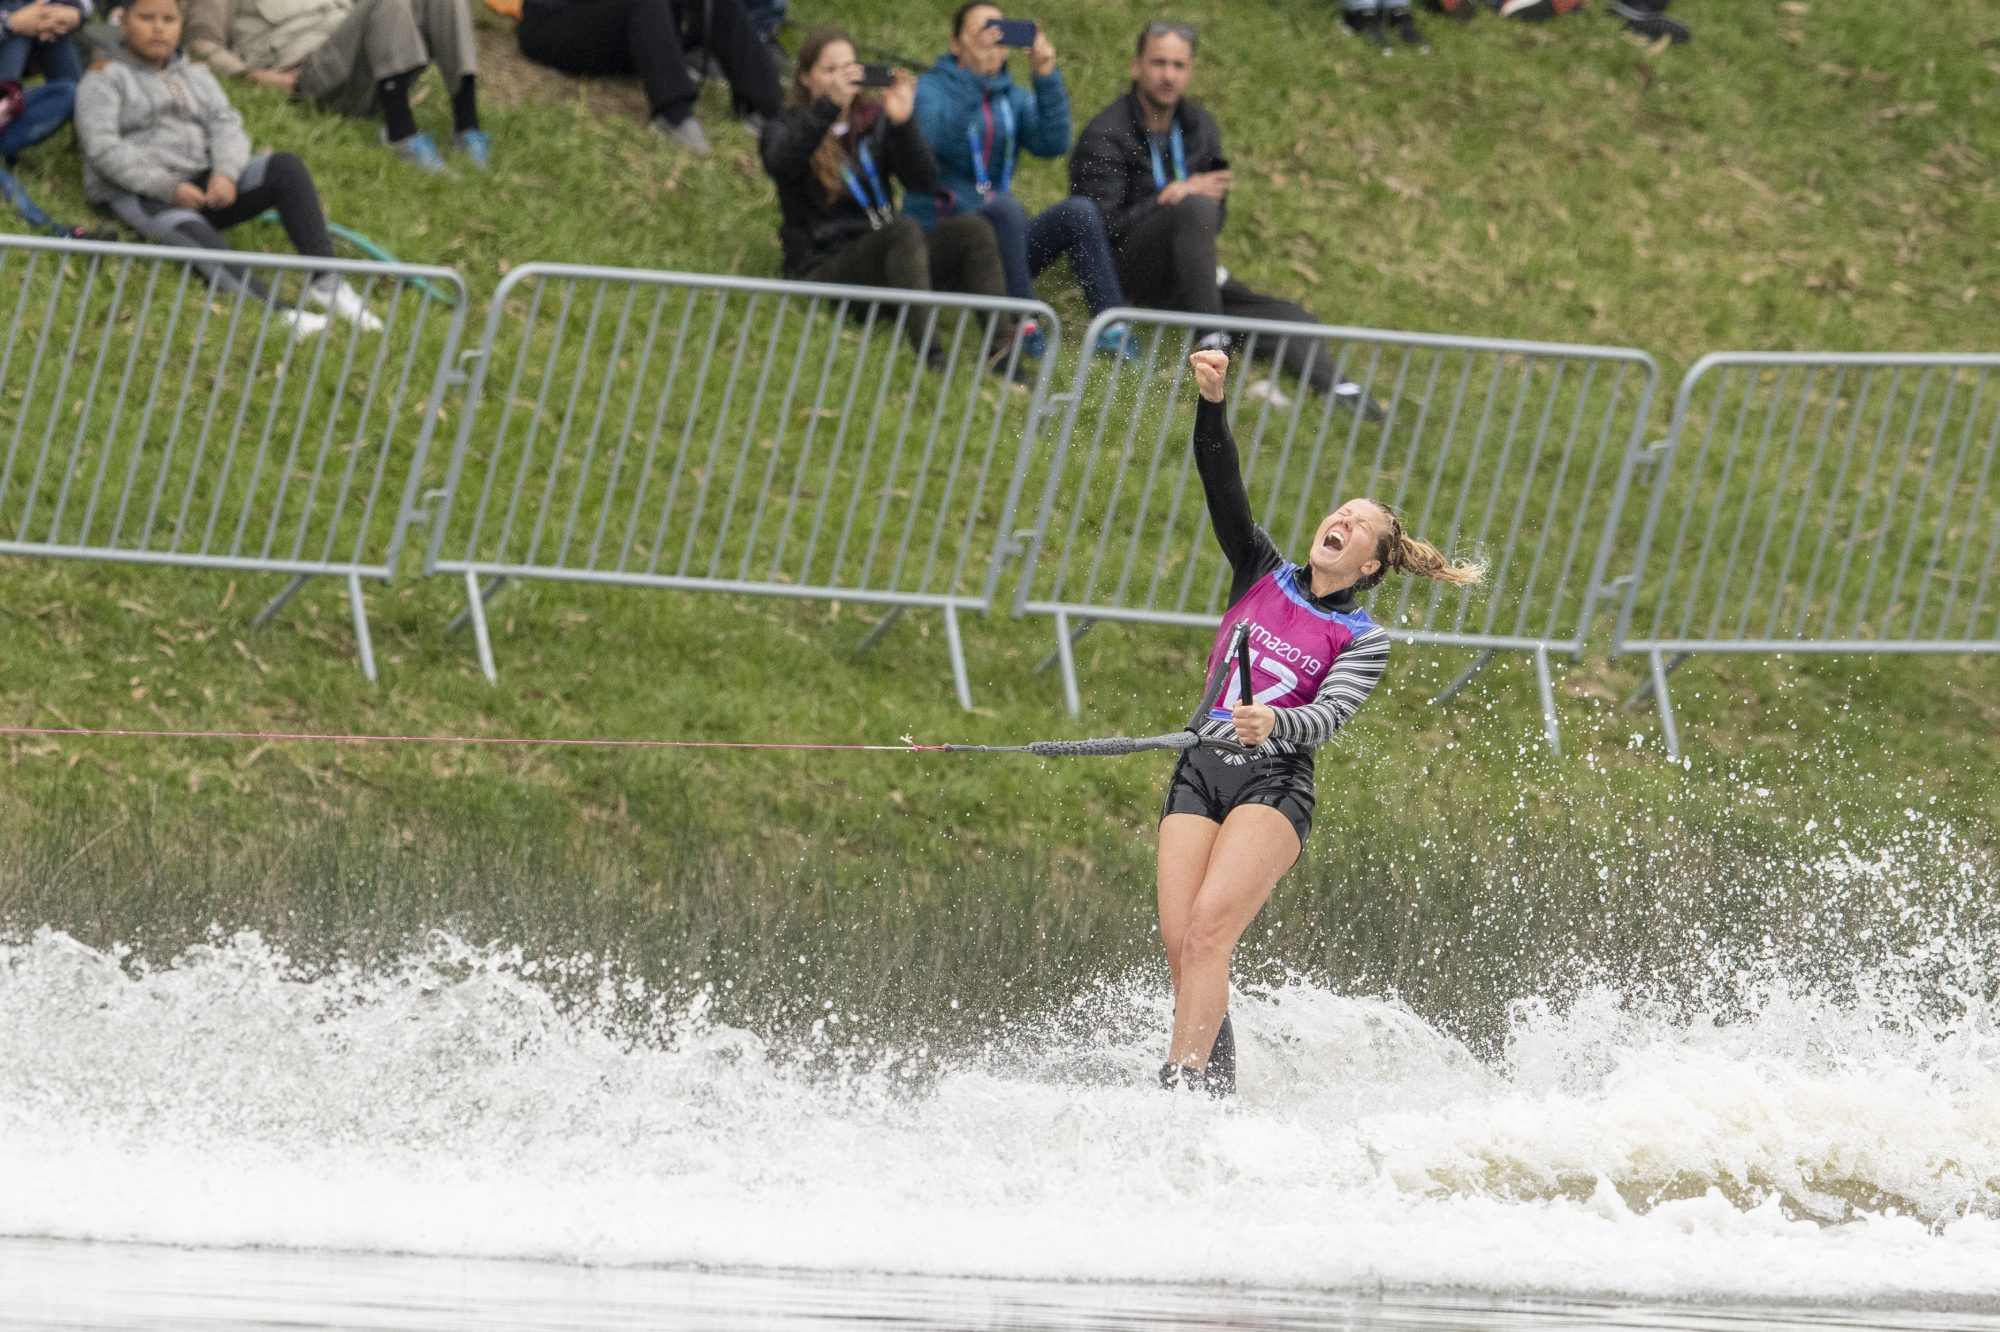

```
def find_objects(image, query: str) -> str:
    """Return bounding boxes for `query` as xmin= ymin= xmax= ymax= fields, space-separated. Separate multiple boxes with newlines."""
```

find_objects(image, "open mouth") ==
xmin=1322 ymin=529 xmax=1346 ymax=554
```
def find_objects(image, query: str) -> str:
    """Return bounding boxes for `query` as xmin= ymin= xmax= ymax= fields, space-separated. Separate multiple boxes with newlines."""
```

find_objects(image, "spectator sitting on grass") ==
xmin=3 ymin=71 xmax=102 ymax=236
xmin=3 ymin=0 xmax=86 ymax=231
xmin=76 ymin=0 xmax=383 ymax=334
xmin=1341 ymin=2 xmax=1426 ymax=55
xmin=3 ymin=0 xmax=86 ymax=86
xmin=181 ymin=0 xmax=486 ymax=173
xmin=759 ymin=26 xmax=1024 ymax=380
xmin=1071 ymin=20 xmax=1375 ymax=412
xmin=906 ymin=4 xmax=1133 ymax=361
xmin=516 ymin=0 xmax=782 ymax=156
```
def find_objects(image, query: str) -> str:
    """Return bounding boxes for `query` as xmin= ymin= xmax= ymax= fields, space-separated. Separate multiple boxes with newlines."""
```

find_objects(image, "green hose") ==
xmin=258 ymin=211 xmax=459 ymax=307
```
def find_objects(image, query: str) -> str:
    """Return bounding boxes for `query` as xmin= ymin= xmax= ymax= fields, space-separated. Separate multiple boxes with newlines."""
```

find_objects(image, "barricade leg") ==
xmin=252 ymin=575 xmax=311 ymax=629
xmin=1053 ymin=610 xmax=1083 ymax=719
xmin=446 ymin=576 xmax=509 ymax=636
xmin=943 ymin=605 xmax=973 ymax=713
xmin=856 ymin=606 xmax=904 ymax=654
xmin=1533 ymin=645 xmax=1560 ymax=756
xmin=346 ymin=573 xmax=378 ymax=685
xmin=1620 ymin=650 xmax=1690 ymax=710
xmin=461 ymin=571 xmax=498 ymax=685
xmin=1037 ymin=617 xmax=1093 ymax=674
xmin=1432 ymin=649 xmax=1496 ymax=705
xmin=1650 ymin=650 xmax=1683 ymax=763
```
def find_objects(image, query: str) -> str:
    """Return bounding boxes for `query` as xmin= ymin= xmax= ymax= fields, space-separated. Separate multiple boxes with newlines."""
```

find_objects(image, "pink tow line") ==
xmin=0 ymin=725 xmax=948 ymax=753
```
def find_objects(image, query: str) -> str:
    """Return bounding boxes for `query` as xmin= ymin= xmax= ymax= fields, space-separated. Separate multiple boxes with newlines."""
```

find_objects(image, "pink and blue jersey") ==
xmin=1188 ymin=399 xmax=1390 ymax=753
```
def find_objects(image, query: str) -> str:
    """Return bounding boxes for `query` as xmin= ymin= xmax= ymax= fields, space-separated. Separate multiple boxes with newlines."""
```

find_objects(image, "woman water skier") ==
xmin=1158 ymin=349 xmax=1484 ymax=1095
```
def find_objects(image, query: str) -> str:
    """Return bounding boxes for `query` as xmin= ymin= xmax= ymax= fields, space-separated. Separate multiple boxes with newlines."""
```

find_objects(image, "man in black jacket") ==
xmin=1071 ymin=20 xmax=1368 ymax=408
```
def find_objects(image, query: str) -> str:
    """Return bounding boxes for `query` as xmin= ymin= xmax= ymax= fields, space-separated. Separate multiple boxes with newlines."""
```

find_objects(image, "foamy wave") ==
xmin=3 ymin=926 xmax=1998 ymax=1302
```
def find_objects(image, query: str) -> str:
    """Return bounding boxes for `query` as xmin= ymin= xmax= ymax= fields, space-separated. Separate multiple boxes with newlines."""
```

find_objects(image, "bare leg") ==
xmin=1157 ymin=812 xmax=1221 ymax=995
xmin=1169 ymin=804 xmax=1299 ymax=1070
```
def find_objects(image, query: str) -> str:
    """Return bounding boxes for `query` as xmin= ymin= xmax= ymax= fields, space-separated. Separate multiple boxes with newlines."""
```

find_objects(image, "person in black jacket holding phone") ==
xmin=760 ymin=25 xmax=1019 ymax=375
xmin=1071 ymin=20 xmax=1371 ymax=410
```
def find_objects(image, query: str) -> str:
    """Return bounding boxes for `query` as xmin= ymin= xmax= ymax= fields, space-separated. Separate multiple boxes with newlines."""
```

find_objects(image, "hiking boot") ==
xmin=1386 ymin=7 xmax=1430 ymax=50
xmin=1344 ymin=11 xmax=1394 ymax=54
xmin=453 ymin=129 xmax=492 ymax=171
xmin=649 ymin=114 xmax=712 ymax=156
xmin=384 ymin=130 xmax=447 ymax=175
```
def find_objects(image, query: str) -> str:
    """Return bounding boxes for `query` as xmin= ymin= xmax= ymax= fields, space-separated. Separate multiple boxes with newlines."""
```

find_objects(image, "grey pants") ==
xmin=104 ymin=152 xmax=336 ymax=296
xmin=296 ymin=0 xmax=478 ymax=117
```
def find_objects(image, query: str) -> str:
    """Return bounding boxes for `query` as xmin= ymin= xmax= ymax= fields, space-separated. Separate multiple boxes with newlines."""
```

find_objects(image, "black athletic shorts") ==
xmin=1160 ymin=743 xmax=1316 ymax=846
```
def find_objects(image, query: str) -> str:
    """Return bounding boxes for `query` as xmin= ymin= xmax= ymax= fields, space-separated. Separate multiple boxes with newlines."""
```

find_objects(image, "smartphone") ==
xmin=986 ymin=17 xmax=1038 ymax=48
xmin=859 ymin=63 xmax=897 ymax=88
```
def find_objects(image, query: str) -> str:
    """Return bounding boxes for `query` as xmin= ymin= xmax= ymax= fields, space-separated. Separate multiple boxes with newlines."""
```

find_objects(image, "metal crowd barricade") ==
xmin=1008 ymin=309 xmax=1659 ymax=750
xmin=0 ymin=234 xmax=468 ymax=680
xmin=1612 ymin=352 xmax=2000 ymax=759
xmin=423 ymin=265 xmax=1061 ymax=707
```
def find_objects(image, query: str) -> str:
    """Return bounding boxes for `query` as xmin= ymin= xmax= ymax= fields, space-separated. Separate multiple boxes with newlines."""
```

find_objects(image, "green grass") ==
xmin=2 ymin=1 xmax=1997 ymax=991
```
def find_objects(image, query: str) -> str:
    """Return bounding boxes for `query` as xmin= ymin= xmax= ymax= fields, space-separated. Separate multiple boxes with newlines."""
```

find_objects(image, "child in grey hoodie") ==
xmin=74 ymin=0 xmax=378 ymax=331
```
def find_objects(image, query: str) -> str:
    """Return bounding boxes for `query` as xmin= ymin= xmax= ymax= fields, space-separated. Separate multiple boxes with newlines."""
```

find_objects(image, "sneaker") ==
xmin=307 ymin=278 xmax=385 ymax=333
xmin=1244 ymin=377 xmax=1295 ymax=410
xmin=1333 ymin=379 xmax=1390 ymax=422
xmin=453 ymin=129 xmax=492 ymax=171
xmin=1607 ymin=2 xmax=1690 ymax=43
xmin=649 ymin=113 xmax=711 ymax=155
xmin=1343 ymin=11 xmax=1394 ymax=54
xmin=383 ymin=130 xmax=447 ymax=174
xmin=1094 ymin=320 xmax=1141 ymax=361
xmin=41 ymin=222 xmax=117 ymax=241
xmin=1017 ymin=317 xmax=1048 ymax=359
xmin=276 ymin=308 xmax=330 ymax=338
xmin=684 ymin=53 xmax=727 ymax=82
xmin=1386 ymin=7 xmax=1430 ymax=50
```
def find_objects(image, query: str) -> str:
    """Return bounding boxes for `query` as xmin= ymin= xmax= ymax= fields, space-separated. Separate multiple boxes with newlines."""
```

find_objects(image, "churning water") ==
xmin=3 ymin=816 xmax=1999 ymax=1327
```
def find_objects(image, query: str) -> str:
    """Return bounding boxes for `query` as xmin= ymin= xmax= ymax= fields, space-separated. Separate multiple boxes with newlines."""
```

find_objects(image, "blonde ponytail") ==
xmin=1356 ymin=501 xmax=1486 ymax=592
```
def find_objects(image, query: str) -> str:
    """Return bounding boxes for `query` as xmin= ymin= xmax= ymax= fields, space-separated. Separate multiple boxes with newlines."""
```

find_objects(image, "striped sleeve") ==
xmin=1269 ymin=626 xmax=1390 ymax=747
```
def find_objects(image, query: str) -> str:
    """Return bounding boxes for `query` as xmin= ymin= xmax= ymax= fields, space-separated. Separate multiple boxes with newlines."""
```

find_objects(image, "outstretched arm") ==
xmin=1189 ymin=352 xmax=1282 ymax=600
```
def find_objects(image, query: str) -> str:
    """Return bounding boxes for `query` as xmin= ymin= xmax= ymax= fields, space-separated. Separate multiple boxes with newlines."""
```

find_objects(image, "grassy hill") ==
xmin=2 ymin=1 xmax=1996 ymax=1009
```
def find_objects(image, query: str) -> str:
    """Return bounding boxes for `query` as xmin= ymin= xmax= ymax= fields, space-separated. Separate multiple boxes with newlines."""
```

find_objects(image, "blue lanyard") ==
xmin=967 ymin=96 xmax=1015 ymax=197
xmin=839 ymin=141 xmax=893 ymax=228
xmin=1148 ymin=122 xmax=1187 ymax=191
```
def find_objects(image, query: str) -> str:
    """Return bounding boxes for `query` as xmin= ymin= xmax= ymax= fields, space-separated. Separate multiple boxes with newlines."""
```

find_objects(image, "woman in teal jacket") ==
xmin=907 ymin=4 xmax=1131 ymax=357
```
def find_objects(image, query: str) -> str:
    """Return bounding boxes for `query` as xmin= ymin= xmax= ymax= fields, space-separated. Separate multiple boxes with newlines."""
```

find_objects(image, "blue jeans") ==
xmin=0 ymin=32 xmax=85 ymax=85
xmin=0 ymin=80 xmax=75 ymax=162
xmin=978 ymin=193 xmax=1127 ymax=317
